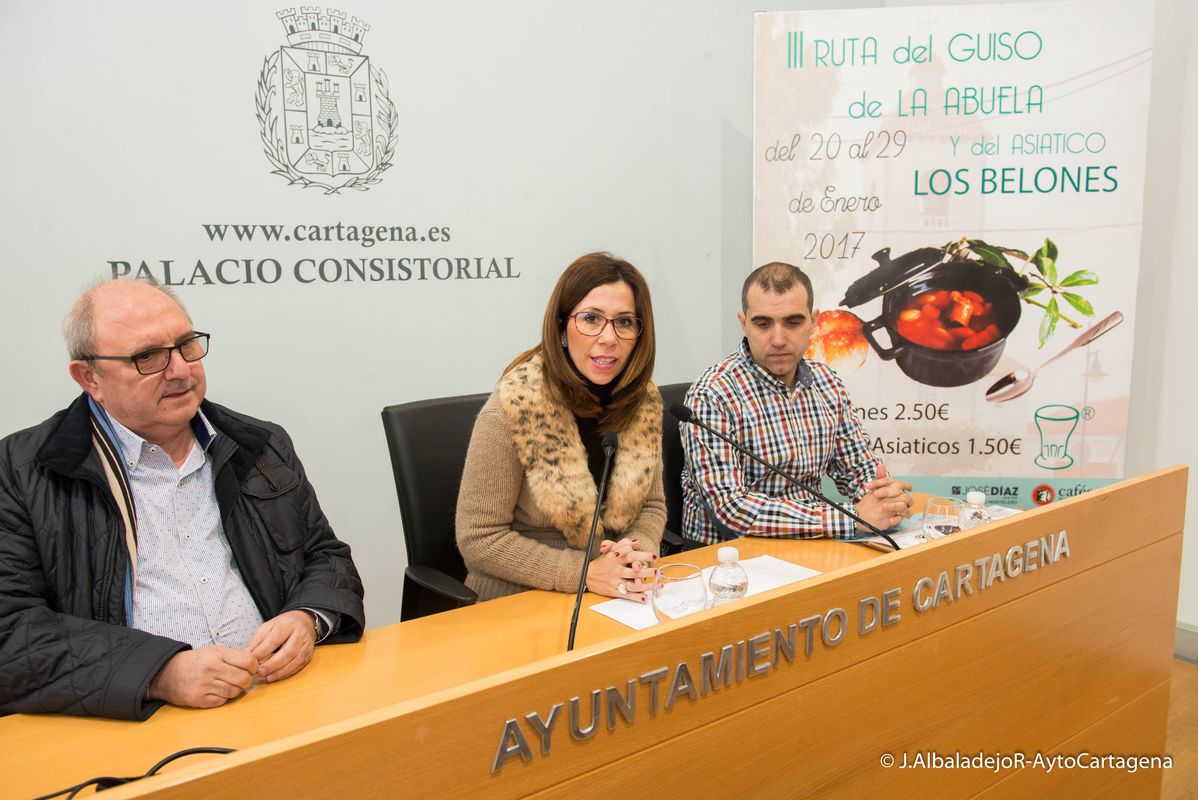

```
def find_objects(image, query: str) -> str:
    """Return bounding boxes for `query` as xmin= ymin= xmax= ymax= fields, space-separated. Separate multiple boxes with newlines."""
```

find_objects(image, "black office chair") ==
xmin=381 ymin=394 xmax=487 ymax=621
xmin=658 ymin=382 xmax=692 ymax=554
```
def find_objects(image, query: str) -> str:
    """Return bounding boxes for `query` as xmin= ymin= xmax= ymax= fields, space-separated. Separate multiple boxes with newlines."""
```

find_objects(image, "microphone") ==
xmin=567 ymin=430 xmax=619 ymax=651
xmin=669 ymin=403 xmax=900 ymax=550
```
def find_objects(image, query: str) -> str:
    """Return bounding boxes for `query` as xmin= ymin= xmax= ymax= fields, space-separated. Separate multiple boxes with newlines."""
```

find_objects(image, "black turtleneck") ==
xmin=575 ymin=378 xmax=615 ymax=486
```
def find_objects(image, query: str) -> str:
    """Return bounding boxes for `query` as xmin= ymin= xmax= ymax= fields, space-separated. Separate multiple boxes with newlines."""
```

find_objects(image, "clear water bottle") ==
xmin=709 ymin=546 xmax=748 ymax=606
xmin=959 ymin=491 xmax=991 ymax=531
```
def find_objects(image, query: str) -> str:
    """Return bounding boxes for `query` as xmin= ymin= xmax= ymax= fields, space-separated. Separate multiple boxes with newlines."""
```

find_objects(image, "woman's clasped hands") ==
xmin=588 ymin=537 xmax=657 ymax=603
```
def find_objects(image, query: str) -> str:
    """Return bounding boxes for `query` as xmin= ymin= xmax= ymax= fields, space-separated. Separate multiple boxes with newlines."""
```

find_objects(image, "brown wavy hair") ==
xmin=505 ymin=252 xmax=656 ymax=431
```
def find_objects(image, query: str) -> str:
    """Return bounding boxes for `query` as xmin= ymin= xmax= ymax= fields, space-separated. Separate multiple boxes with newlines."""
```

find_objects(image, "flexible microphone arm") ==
xmin=670 ymin=403 xmax=901 ymax=551
xmin=567 ymin=431 xmax=619 ymax=651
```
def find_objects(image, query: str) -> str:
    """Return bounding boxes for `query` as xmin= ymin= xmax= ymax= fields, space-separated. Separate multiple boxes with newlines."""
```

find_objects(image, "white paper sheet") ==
xmin=851 ymin=505 xmax=1025 ymax=550
xmin=589 ymin=554 xmax=822 ymax=631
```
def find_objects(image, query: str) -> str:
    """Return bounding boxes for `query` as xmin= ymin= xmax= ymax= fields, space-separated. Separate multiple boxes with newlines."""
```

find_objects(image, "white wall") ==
xmin=1131 ymin=0 xmax=1198 ymax=628
xmin=1 ymin=0 xmax=1191 ymax=629
xmin=0 ymin=0 xmax=860 ymax=626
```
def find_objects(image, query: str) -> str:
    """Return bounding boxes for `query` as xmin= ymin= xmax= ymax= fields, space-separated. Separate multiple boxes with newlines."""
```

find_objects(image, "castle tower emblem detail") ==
xmin=257 ymin=7 xmax=398 ymax=194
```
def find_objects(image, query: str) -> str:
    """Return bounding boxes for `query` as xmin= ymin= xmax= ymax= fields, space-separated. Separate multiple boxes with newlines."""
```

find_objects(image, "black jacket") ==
xmin=0 ymin=394 xmax=365 ymax=720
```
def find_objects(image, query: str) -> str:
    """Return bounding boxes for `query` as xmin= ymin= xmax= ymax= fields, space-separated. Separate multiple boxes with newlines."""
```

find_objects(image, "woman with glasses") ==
xmin=456 ymin=252 xmax=664 ymax=603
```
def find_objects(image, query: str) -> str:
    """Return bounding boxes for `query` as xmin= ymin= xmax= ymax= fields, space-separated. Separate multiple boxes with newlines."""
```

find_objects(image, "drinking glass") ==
xmin=651 ymin=564 xmax=709 ymax=622
xmin=922 ymin=497 xmax=963 ymax=540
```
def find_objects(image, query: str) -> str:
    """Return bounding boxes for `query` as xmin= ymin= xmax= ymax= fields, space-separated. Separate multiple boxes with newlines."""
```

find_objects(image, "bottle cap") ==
xmin=717 ymin=546 xmax=739 ymax=563
xmin=966 ymin=491 xmax=986 ymax=506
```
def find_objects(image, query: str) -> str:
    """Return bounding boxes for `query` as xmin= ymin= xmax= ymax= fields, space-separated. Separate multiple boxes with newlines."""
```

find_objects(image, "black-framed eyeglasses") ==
xmin=82 ymin=332 xmax=211 ymax=375
xmin=566 ymin=312 xmax=643 ymax=340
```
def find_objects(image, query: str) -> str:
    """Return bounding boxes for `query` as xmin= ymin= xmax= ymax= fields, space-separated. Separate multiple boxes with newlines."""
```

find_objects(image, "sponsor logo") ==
xmin=257 ymin=7 xmax=398 ymax=193
xmin=1031 ymin=484 xmax=1055 ymax=506
xmin=953 ymin=485 xmax=1020 ymax=498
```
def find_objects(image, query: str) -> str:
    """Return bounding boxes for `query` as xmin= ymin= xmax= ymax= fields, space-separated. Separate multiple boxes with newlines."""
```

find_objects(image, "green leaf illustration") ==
xmin=1021 ymin=285 xmax=1046 ymax=298
xmin=1031 ymin=247 xmax=1048 ymax=276
xmin=970 ymin=243 xmax=1013 ymax=270
xmin=1038 ymin=298 xmax=1060 ymax=347
xmin=1059 ymin=270 xmax=1098 ymax=287
xmin=1041 ymin=254 xmax=1058 ymax=284
xmin=1062 ymin=292 xmax=1095 ymax=316
xmin=963 ymin=239 xmax=1011 ymax=270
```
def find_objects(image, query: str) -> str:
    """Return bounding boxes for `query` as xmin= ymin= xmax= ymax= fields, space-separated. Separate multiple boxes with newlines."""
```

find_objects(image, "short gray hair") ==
xmin=64 ymin=277 xmax=188 ymax=360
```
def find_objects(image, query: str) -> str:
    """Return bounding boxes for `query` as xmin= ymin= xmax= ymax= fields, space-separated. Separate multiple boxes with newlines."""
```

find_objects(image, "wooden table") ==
xmin=1 ymin=469 xmax=1185 ymax=799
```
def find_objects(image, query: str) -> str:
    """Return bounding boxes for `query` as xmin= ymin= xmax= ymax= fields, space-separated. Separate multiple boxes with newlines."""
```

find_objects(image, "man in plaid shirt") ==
xmin=681 ymin=262 xmax=914 ymax=546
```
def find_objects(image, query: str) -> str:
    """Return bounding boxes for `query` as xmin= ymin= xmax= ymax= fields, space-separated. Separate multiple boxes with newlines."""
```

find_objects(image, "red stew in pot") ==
xmin=895 ymin=289 xmax=1001 ymax=351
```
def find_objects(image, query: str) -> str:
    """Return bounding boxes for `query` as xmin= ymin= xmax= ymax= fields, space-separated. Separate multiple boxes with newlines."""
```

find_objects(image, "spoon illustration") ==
xmin=985 ymin=311 xmax=1124 ymax=403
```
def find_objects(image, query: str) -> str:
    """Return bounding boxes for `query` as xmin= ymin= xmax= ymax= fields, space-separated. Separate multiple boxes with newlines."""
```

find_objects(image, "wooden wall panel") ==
xmin=971 ymin=680 xmax=1171 ymax=800
xmin=529 ymin=535 xmax=1179 ymax=799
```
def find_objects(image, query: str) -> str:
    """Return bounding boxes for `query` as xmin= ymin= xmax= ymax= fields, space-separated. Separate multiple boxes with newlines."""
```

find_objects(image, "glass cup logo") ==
xmin=258 ymin=8 xmax=398 ymax=194
xmin=1033 ymin=404 xmax=1079 ymax=470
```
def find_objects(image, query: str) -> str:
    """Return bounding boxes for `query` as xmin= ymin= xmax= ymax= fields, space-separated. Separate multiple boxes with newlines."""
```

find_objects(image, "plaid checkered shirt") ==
xmin=680 ymin=340 xmax=881 ymax=544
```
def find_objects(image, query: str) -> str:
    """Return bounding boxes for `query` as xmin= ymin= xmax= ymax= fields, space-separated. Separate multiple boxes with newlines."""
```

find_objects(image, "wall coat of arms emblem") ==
xmin=257 ymin=8 xmax=397 ymax=194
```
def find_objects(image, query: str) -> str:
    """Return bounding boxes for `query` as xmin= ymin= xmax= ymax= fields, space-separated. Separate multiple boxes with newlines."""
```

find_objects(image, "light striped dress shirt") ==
xmin=107 ymin=412 xmax=265 ymax=650
xmin=680 ymin=340 xmax=881 ymax=544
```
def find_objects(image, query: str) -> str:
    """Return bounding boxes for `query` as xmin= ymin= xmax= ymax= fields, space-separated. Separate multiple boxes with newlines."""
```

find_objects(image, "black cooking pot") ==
xmin=857 ymin=256 xmax=1023 ymax=388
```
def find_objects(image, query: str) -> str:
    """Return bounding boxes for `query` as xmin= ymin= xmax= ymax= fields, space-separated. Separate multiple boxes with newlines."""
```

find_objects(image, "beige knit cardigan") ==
xmin=455 ymin=355 xmax=665 ymax=602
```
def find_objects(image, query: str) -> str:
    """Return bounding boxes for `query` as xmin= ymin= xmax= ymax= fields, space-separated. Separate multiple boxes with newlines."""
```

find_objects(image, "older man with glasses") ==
xmin=0 ymin=278 xmax=364 ymax=719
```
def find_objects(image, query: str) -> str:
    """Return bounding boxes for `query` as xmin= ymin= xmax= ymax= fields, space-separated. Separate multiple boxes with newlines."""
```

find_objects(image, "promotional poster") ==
xmin=754 ymin=2 xmax=1154 ymax=506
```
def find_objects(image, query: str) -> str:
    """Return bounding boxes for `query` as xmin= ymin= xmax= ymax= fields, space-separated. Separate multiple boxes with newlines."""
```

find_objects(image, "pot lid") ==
xmin=840 ymin=246 xmax=947 ymax=308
